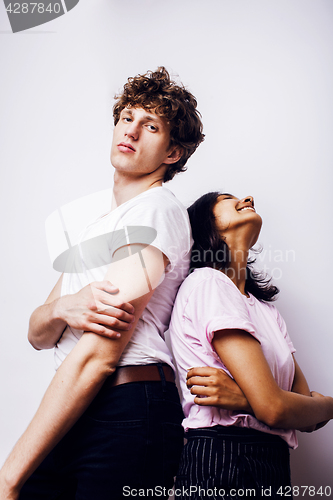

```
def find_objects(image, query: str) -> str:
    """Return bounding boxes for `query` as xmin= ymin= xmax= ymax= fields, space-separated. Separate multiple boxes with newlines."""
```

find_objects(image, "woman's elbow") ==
xmin=254 ymin=400 xmax=286 ymax=428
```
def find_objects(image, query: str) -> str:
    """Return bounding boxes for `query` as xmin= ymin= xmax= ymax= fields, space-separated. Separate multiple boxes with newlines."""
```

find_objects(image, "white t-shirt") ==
xmin=54 ymin=186 xmax=192 ymax=370
xmin=169 ymin=267 xmax=298 ymax=448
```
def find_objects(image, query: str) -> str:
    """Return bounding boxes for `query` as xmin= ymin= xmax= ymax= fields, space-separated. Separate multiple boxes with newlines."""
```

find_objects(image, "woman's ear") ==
xmin=165 ymin=145 xmax=183 ymax=164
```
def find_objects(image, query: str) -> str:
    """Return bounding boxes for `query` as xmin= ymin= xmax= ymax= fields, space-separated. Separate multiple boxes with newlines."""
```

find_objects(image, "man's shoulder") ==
xmin=123 ymin=186 xmax=189 ymax=226
xmin=132 ymin=186 xmax=186 ymax=211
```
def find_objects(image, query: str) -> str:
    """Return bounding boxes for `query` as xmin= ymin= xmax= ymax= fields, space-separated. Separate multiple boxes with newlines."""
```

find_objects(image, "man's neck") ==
xmin=111 ymin=171 xmax=164 ymax=209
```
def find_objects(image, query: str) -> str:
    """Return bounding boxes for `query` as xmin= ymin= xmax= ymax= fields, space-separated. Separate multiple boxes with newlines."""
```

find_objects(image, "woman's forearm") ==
xmin=213 ymin=329 xmax=333 ymax=431
xmin=258 ymin=389 xmax=333 ymax=430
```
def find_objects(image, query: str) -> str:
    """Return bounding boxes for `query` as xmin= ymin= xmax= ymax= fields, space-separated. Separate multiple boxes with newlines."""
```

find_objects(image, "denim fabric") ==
xmin=20 ymin=379 xmax=184 ymax=499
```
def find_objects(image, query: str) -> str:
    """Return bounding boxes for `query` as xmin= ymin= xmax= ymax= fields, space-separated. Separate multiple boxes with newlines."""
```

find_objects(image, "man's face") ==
xmin=110 ymin=107 xmax=177 ymax=177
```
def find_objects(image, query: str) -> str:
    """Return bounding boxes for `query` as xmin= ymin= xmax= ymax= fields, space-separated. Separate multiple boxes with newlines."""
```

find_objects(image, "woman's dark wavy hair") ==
xmin=113 ymin=66 xmax=204 ymax=182
xmin=188 ymin=192 xmax=279 ymax=302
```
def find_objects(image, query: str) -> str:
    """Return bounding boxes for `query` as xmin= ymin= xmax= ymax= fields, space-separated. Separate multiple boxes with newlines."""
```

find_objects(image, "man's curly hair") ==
xmin=113 ymin=67 xmax=204 ymax=182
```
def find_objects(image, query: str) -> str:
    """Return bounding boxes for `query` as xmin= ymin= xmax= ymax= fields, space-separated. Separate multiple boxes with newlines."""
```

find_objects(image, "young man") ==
xmin=0 ymin=67 xmax=204 ymax=499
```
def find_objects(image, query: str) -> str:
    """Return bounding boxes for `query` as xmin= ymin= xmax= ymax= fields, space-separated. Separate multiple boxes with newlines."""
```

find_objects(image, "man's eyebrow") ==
xmin=121 ymin=109 xmax=163 ymax=125
xmin=143 ymin=114 xmax=162 ymax=124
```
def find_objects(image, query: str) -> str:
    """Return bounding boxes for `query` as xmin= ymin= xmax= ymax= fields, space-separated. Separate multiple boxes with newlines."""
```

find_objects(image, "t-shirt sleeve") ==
xmin=275 ymin=307 xmax=296 ymax=355
xmin=184 ymin=274 xmax=257 ymax=355
xmin=112 ymin=194 xmax=191 ymax=271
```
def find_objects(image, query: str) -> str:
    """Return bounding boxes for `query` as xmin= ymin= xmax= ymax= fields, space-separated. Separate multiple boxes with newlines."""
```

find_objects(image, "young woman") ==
xmin=169 ymin=192 xmax=333 ymax=499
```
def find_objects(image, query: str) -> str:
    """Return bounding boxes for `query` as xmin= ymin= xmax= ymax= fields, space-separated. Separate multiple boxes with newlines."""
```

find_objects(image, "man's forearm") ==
xmin=2 ymin=283 xmax=155 ymax=493
xmin=28 ymin=274 xmax=66 ymax=350
xmin=0 ymin=333 xmax=118 ymax=493
xmin=28 ymin=300 xmax=67 ymax=350
xmin=28 ymin=299 xmax=67 ymax=349
xmin=28 ymin=278 xmax=137 ymax=350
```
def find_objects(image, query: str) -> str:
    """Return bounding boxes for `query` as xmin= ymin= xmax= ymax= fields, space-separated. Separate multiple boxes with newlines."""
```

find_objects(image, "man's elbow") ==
xmin=27 ymin=328 xmax=54 ymax=351
xmin=79 ymin=333 xmax=119 ymax=378
xmin=87 ymin=357 xmax=116 ymax=380
xmin=27 ymin=327 xmax=42 ymax=350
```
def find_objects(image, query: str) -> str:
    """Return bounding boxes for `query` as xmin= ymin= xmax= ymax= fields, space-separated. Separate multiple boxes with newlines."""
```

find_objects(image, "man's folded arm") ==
xmin=0 ymin=244 xmax=167 ymax=495
xmin=28 ymin=276 xmax=136 ymax=350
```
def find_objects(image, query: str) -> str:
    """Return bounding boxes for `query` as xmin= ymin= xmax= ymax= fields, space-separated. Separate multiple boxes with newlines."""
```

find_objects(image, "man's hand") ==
xmin=57 ymin=280 xmax=135 ymax=338
xmin=28 ymin=277 xmax=135 ymax=350
xmin=186 ymin=367 xmax=253 ymax=414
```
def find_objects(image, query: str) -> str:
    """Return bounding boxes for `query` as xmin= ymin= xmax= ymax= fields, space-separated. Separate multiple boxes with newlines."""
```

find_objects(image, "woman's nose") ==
xmin=243 ymin=196 xmax=254 ymax=206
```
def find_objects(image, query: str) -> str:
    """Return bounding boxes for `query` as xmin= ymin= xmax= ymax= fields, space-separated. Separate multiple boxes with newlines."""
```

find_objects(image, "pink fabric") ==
xmin=169 ymin=267 xmax=298 ymax=449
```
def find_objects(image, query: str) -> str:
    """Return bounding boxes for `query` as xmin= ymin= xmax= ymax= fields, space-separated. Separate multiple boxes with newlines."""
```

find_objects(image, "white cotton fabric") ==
xmin=54 ymin=186 xmax=192 ymax=370
xmin=169 ymin=267 xmax=298 ymax=448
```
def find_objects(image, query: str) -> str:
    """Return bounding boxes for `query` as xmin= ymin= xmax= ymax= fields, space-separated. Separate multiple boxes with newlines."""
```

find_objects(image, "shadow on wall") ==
xmin=291 ymin=430 xmax=333 ymax=496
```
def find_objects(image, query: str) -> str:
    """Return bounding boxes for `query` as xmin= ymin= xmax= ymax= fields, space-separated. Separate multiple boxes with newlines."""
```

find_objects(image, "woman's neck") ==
xmin=223 ymin=246 xmax=249 ymax=296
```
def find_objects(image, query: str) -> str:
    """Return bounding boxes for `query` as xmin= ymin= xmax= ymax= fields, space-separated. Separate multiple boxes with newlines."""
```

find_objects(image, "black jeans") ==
xmin=20 ymin=375 xmax=184 ymax=499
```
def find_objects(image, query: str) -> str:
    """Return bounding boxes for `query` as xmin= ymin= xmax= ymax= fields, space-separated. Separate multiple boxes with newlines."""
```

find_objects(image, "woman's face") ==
xmin=213 ymin=194 xmax=262 ymax=249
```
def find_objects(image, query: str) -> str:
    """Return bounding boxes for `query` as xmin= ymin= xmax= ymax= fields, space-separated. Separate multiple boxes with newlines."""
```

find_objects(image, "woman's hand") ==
xmin=186 ymin=367 xmax=253 ymax=413
xmin=298 ymin=392 xmax=330 ymax=432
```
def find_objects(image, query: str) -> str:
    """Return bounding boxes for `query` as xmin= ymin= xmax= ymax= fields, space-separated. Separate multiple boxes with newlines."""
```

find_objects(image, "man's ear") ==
xmin=164 ymin=145 xmax=183 ymax=164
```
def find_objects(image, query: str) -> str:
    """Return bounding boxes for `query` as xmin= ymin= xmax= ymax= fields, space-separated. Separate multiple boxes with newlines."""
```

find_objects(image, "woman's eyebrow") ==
xmin=221 ymin=193 xmax=236 ymax=198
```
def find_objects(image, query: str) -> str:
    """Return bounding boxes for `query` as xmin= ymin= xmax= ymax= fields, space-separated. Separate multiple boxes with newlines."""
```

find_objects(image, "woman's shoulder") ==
xmin=178 ymin=267 xmax=236 ymax=298
xmin=191 ymin=267 xmax=243 ymax=289
xmin=251 ymin=295 xmax=282 ymax=321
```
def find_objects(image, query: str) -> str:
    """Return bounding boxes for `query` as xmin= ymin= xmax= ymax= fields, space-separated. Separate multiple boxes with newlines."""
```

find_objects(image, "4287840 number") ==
xmin=5 ymin=3 xmax=61 ymax=14
xmin=277 ymin=486 xmax=332 ymax=497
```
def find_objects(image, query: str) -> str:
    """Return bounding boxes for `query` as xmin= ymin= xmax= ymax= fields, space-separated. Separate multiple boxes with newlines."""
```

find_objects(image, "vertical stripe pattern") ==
xmin=176 ymin=426 xmax=291 ymax=499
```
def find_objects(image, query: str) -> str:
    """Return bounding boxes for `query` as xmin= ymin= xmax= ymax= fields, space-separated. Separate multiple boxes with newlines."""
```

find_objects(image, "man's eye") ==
xmin=147 ymin=125 xmax=157 ymax=131
xmin=123 ymin=117 xmax=132 ymax=122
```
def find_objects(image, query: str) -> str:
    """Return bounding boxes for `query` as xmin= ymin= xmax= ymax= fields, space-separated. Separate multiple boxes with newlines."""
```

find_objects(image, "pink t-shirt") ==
xmin=169 ymin=267 xmax=298 ymax=449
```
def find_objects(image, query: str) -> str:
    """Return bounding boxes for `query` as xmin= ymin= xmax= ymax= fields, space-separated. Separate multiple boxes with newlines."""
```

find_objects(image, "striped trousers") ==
xmin=175 ymin=426 xmax=292 ymax=499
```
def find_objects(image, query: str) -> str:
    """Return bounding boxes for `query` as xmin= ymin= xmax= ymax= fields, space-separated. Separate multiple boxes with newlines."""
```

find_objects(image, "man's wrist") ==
xmin=0 ymin=466 xmax=22 ymax=497
xmin=52 ymin=295 xmax=66 ymax=323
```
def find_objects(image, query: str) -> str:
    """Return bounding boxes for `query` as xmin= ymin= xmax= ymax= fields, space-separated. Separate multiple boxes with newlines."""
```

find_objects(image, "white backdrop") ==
xmin=1 ymin=0 xmax=333 ymax=493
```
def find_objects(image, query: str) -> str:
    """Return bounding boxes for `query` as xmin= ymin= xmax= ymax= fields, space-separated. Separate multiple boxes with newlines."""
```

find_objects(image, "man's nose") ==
xmin=125 ymin=121 xmax=139 ymax=140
